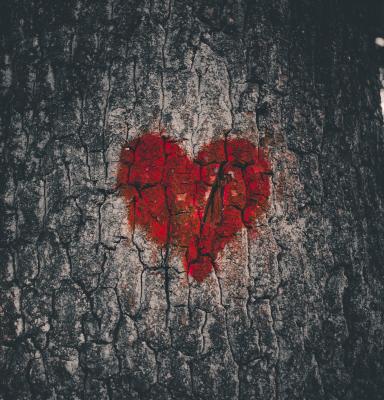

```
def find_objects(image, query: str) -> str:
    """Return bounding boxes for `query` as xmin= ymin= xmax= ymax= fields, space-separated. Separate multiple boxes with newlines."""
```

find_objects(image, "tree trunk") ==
xmin=1 ymin=1 xmax=384 ymax=399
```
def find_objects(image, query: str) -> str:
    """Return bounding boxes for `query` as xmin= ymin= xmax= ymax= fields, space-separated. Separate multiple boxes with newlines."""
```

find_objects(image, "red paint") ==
xmin=117 ymin=132 xmax=271 ymax=282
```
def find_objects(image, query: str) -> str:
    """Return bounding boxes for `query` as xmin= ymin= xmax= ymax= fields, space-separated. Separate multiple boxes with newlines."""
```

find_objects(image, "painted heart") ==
xmin=117 ymin=132 xmax=271 ymax=282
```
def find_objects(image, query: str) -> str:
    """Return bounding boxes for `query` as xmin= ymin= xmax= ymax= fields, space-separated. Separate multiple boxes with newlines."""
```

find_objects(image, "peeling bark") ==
xmin=1 ymin=1 xmax=384 ymax=399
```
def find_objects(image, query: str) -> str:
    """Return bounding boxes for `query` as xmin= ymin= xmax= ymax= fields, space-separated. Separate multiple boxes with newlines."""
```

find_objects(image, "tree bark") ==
xmin=1 ymin=1 xmax=384 ymax=399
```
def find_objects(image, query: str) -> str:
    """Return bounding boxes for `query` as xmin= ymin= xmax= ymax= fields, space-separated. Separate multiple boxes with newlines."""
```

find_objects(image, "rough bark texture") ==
xmin=1 ymin=1 xmax=384 ymax=399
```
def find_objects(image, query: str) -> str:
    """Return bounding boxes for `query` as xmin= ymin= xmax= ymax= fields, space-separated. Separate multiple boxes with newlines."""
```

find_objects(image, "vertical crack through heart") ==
xmin=161 ymin=137 xmax=172 ymax=324
xmin=197 ymin=136 xmax=228 ymax=271
xmin=117 ymin=132 xmax=271 ymax=283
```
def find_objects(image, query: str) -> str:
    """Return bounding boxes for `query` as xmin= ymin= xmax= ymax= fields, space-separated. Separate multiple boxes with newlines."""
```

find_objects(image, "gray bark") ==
xmin=1 ymin=1 xmax=384 ymax=399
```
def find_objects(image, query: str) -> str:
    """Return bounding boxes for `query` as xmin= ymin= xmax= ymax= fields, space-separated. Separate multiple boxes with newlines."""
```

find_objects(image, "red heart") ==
xmin=117 ymin=132 xmax=271 ymax=282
